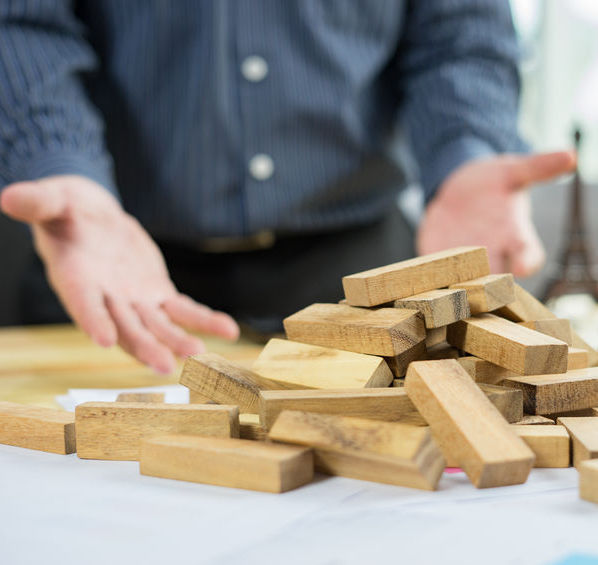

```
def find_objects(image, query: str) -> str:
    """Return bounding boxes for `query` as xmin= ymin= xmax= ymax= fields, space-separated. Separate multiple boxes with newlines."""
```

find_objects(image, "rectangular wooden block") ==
xmin=449 ymin=273 xmax=515 ymax=315
xmin=283 ymin=303 xmax=425 ymax=357
xmin=425 ymin=327 xmax=447 ymax=348
xmin=513 ymin=415 xmax=555 ymax=425
xmin=259 ymin=388 xmax=416 ymax=430
xmin=510 ymin=424 xmax=570 ymax=467
xmin=457 ymin=356 xmax=516 ymax=385
xmin=446 ymin=313 xmax=568 ymax=375
xmin=384 ymin=340 xmax=427 ymax=378
xmin=394 ymin=289 xmax=470 ymax=328
xmin=0 ymin=401 xmax=75 ymax=454
xmin=140 ymin=435 xmax=313 ymax=493
xmin=580 ymin=459 xmax=598 ymax=504
xmin=478 ymin=384 xmax=523 ymax=423
xmin=269 ymin=411 xmax=445 ymax=490
xmin=180 ymin=353 xmax=299 ymax=413
xmin=568 ymin=347 xmax=589 ymax=370
xmin=503 ymin=368 xmax=598 ymax=415
xmin=342 ymin=246 xmax=489 ymax=307
xmin=116 ymin=392 xmax=166 ymax=403
xmin=518 ymin=319 xmax=573 ymax=346
xmin=405 ymin=360 xmax=535 ymax=488
xmin=76 ymin=402 xmax=239 ymax=460
xmin=556 ymin=417 xmax=598 ymax=468
xmin=239 ymin=413 xmax=268 ymax=441
xmin=251 ymin=338 xmax=393 ymax=389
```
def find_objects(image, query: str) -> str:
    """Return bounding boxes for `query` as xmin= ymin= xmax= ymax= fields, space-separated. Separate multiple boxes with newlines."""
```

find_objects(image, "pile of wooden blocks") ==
xmin=2 ymin=247 xmax=598 ymax=502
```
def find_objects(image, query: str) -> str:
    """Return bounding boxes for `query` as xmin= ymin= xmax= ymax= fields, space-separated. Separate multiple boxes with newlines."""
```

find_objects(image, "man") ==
xmin=0 ymin=1 xmax=574 ymax=373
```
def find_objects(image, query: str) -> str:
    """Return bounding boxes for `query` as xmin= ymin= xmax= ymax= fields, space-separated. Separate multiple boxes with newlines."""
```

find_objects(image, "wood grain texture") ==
xmin=0 ymin=401 xmax=75 ymax=454
xmin=259 ymin=388 xmax=416 ymax=430
xmin=140 ymin=435 xmax=313 ymax=493
xmin=188 ymin=391 xmax=217 ymax=404
xmin=513 ymin=415 xmax=555 ymax=425
xmin=478 ymin=384 xmax=523 ymax=423
xmin=579 ymin=459 xmax=598 ymax=504
xmin=503 ymin=368 xmax=598 ymax=415
xmin=405 ymin=360 xmax=535 ymax=488
xmin=384 ymin=340 xmax=427 ymax=378
xmin=116 ymin=392 xmax=165 ymax=403
xmin=424 ymin=343 xmax=461 ymax=361
xmin=446 ymin=313 xmax=568 ymax=375
xmin=76 ymin=402 xmax=239 ymax=460
xmin=268 ymin=411 xmax=445 ymax=490
xmin=449 ymin=273 xmax=515 ymax=315
xmin=568 ymin=347 xmax=589 ymax=370
xmin=239 ymin=413 xmax=268 ymax=441
xmin=394 ymin=289 xmax=470 ymax=328
xmin=251 ymin=338 xmax=393 ymax=389
xmin=510 ymin=424 xmax=570 ymax=467
xmin=457 ymin=356 xmax=516 ymax=385
xmin=342 ymin=246 xmax=490 ymax=307
xmin=496 ymin=283 xmax=598 ymax=367
xmin=283 ymin=303 xmax=425 ymax=357
xmin=425 ymin=327 xmax=447 ymax=348
xmin=556 ymin=417 xmax=598 ymax=468
xmin=180 ymin=353 xmax=300 ymax=414
xmin=518 ymin=319 xmax=573 ymax=346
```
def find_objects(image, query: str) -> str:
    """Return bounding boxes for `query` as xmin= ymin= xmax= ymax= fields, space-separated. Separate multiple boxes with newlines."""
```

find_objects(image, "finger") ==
xmin=0 ymin=181 xmax=68 ymax=223
xmin=134 ymin=302 xmax=206 ymax=357
xmin=507 ymin=151 xmax=576 ymax=189
xmin=163 ymin=294 xmax=240 ymax=340
xmin=105 ymin=295 xmax=177 ymax=374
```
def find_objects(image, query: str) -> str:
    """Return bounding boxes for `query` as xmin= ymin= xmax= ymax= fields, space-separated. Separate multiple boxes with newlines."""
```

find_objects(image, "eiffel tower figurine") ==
xmin=541 ymin=128 xmax=598 ymax=302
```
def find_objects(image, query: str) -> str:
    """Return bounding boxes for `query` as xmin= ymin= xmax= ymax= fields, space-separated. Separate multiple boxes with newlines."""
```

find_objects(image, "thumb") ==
xmin=0 ymin=180 xmax=68 ymax=224
xmin=507 ymin=151 xmax=576 ymax=189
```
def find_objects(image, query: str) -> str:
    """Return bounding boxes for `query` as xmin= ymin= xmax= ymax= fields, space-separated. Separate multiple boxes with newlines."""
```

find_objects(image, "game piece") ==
xmin=449 ymin=273 xmax=514 ymax=314
xmin=394 ymin=289 xmax=470 ymax=328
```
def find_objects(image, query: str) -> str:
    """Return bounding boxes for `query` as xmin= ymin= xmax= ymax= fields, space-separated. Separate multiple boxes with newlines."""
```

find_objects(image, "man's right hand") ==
xmin=0 ymin=175 xmax=240 ymax=374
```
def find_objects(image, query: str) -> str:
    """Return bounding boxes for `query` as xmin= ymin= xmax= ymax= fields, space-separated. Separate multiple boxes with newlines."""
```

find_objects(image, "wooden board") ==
xmin=283 ymin=303 xmax=425 ymax=357
xmin=518 ymin=319 xmax=573 ymax=346
xmin=405 ymin=360 xmax=535 ymax=488
xmin=510 ymin=424 xmax=570 ymax=467
xmin=446 ymin=313 xmax=568 ymax=375
xmin=449 ymin=273 xmax=515 ymax=315
xmin=0 ymin=401 xmax=75 ymax=454
xmin=259 ymin=388 xmax=416 ymax=430
xmin=251 ymin=338 xmax=393 ymax=389
xmin=116 ymin=392 xmax=165 ymax=403
xmin=513 ymin=415 xmax=555 ymax=425
xmin=503 ymin=368 xmax=598 ymax=415
xmin=457 ymin=356 xmax=516 ymax=385
xmin=140 ymin=435 xmax=313 ymax=493
xmin=76 ymin=402 xmax=239 ymax=460
xmin=342 ymin=246 xmax=489 ymax=307
xmin=579 ymin=459 xmax=598 ymax=504
xmin=180 ymin=353 xmax=299 ymax=414
xmin=394 ymin=289 xmax=470 ymax=328
xmin=268 ymin=411 xmax=445 ymax=490
xmin=478 ymin=384 xmax=523 ymax=423
xmin=556 ymin=417 xmax=598 ymax=468
xmin=568 ymin=347 xmax=589 ymax=370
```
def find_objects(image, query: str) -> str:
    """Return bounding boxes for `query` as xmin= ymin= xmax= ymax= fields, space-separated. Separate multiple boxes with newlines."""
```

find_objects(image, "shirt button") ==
xmin=249 ymin=154 xmax=274 ymax=181
xmin=241 ymin=55 xmax=269 ymax=82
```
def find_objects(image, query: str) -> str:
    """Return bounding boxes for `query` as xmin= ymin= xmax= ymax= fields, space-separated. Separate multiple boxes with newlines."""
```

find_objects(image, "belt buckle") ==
xmin=198 ymin=230 xmax=276 ymax=253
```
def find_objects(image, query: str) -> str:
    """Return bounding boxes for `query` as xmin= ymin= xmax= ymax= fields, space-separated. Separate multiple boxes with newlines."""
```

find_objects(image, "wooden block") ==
xmin=180 ymin=353 xmax=299 ymax=414
xmin=76 ymin=402 xmax=239 ymax=460
xmin=457 ymin=356 xmax=516 ymax=385
xmin=518 ymin=319 xmax=573 ymax=346
xmin=188 ymin=390 xmax=217 ymax=404
xmin=510 ymin=424 xmax=570 ymax=467
xmin=446 ymin=313 xmax=568 ymax=375
xmin=251 ymin=338 xmax=393 ymax=389
xmin=546 ymin=408 xmax=597 ymax=419
xmin=579 ymin=459 xmax=598 ymax=504
xmin=405 ymin=360 xmax=535 ymax=488
xmin=568 ymin=347 xmax=589 ymax=370
xmin=496 ymin=283 xmax=598 ymax=367
xmin=513 ymin=414 xmax=555 ymax=425
xmin=0 ymin=401 xmax=75 ymax=454
xmin=425 ymin=327 xmax=447 ymax=348
xmin=283 ymin=303 xmax=425 ymax=357
xmin=342 ymin=246 xmax=489 ymax=307
xmin=392 ymin=378 xmax=405 ymax=387
xmin=394 ymin=289 xmax=470 ymax=328
xmin=449 ymin=273 xmax=515 ymax=315
xmin=503 ymin=368 xmax=598 ymax=415
xmin=384 ymin=340 xmax=427 ymax=377
xmin=259 ymin=388 xmax=415 ymax=430
xmin=140 ymin=435 xmax=313 ymax=493
xmin=556 ymin=417 xmax=598 ymax=468
xmin=116 ymin=392 xmax=165 ymax=403
xmin=425 ymin=343 xmax=461 ymax=361
xmin=268 ymin=411 xmax=445 ymax=490
xmin=478 ymin=384 xmax=523 ymax=423
xmin=239 ymin=413 xmax=268 ymax=441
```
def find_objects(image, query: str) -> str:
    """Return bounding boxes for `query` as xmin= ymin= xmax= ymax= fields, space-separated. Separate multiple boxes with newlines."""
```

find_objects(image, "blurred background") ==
xmin=0 ymin=0 xmax=597 ymax=343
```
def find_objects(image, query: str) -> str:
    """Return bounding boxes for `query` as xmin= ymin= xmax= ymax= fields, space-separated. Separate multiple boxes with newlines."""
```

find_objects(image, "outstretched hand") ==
xmin=0 ymin=175 xmax=239 ymax=373
xmin=417 ymin=151 xmax=577 ymax=277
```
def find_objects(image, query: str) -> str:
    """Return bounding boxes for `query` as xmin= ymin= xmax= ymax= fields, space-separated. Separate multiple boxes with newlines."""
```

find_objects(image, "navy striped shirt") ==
xmin=0 ymin=0 xmax=523 ymax=240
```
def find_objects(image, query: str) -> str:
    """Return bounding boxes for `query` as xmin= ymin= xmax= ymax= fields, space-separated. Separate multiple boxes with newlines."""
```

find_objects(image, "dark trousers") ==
xmin=19 ymin=206 xmax=415 ymax=334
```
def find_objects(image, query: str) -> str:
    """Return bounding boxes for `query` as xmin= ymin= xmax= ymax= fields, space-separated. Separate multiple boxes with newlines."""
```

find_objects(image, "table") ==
xmin=1 ymin=325 xmax=597 ymax=565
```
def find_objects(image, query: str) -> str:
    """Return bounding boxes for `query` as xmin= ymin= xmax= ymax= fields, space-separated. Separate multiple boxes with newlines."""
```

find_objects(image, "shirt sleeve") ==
xmin=395 ymin=0 xmax=526 ymax=203
xmin=0 ymin=0 xmax=117 ymax=194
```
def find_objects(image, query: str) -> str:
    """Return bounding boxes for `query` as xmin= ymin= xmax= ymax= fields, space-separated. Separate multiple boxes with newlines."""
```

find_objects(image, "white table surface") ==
xmin=1 ymin=444 xmax=598 ymax=565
